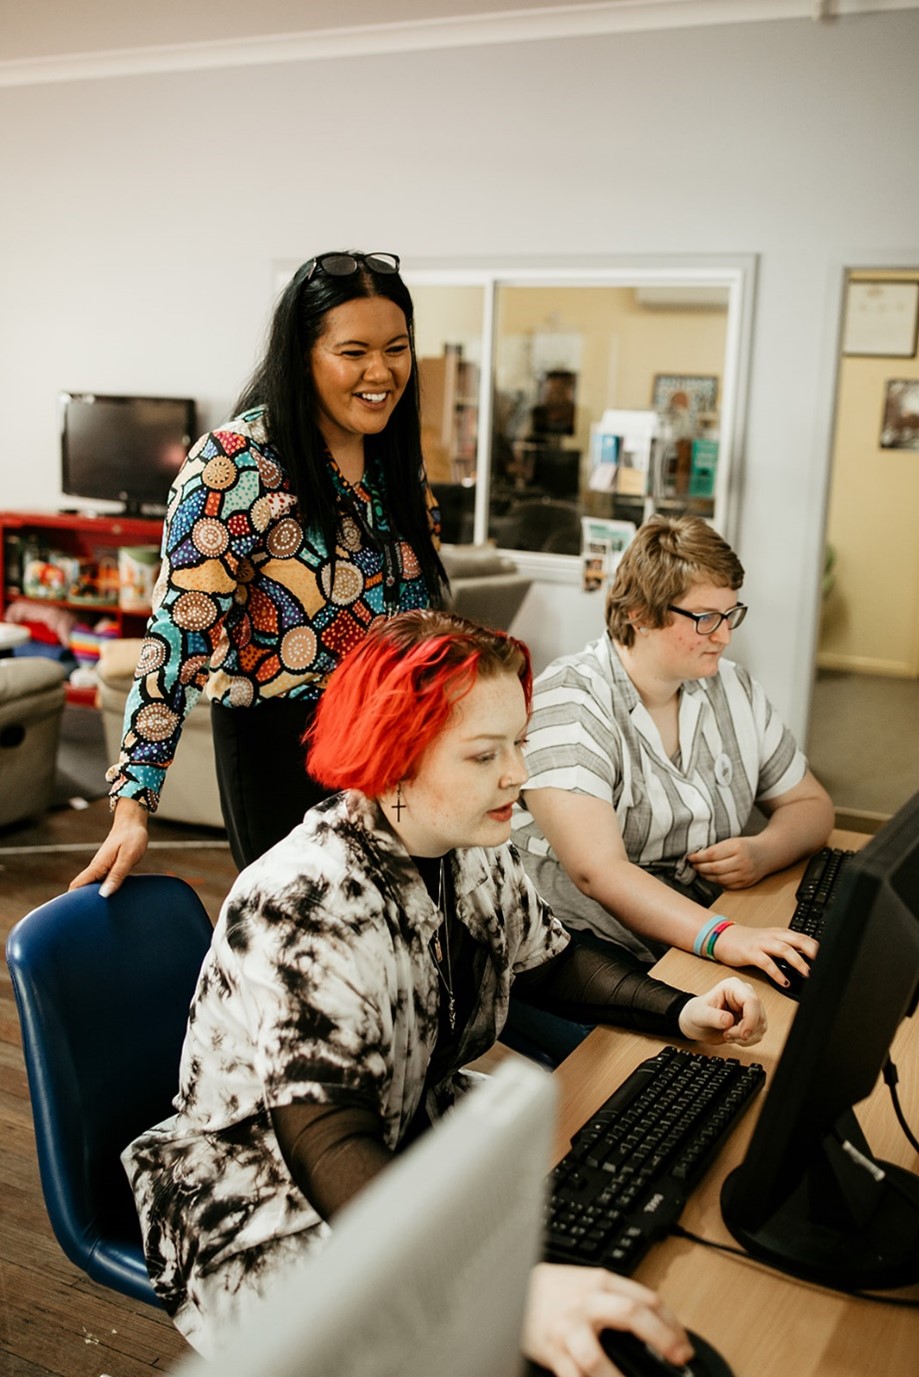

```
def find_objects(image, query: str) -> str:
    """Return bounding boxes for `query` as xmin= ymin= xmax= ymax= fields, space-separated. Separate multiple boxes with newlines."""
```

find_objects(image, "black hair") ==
xmin=234 ymin=251 xmax=448 ymax=602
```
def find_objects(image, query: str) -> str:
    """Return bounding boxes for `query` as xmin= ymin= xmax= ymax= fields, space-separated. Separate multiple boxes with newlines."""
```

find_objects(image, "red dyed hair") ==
xmin=307 ymin=609 xmax=532 ymax=797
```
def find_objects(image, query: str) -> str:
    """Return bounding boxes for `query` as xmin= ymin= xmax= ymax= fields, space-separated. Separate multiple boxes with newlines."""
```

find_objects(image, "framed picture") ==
xmin=843 ymin=281 xmax=919 ymax=358
xmin=652 ymin=374 xmax=718 ymax=423
xmin=880 ymin=379 xmax=919 ymax=451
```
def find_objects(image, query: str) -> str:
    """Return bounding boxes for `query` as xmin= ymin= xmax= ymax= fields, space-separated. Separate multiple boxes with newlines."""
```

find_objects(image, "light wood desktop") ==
xmin=549 ymin=831 xmax=919 ymax=1377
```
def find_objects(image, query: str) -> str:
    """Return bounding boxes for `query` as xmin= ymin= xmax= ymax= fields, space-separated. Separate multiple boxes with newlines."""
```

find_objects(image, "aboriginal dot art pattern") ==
xmin=107 ymin=408 xmax=438 ymax=810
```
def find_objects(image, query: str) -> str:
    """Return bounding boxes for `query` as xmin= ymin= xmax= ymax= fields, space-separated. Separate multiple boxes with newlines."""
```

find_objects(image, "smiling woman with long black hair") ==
xmin=72 ymin=251 xmax=448 ymax=891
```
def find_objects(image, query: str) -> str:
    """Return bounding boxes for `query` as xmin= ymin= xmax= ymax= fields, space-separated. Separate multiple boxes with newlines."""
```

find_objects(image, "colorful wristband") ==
xmin=704 ymin=919 xmax=735 ymax=959
xmin=692 ymin=916 xmax=722 ymax=957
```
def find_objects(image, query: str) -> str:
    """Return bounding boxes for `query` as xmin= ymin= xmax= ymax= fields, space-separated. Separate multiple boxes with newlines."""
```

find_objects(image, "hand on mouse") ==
xmin=698 ymin=920 xmax=817 ymax=992
xmin=521 ymin=1262 xmax=694 ymax=1376
xmin=677 ymin=977 xmax=766 ymax=1047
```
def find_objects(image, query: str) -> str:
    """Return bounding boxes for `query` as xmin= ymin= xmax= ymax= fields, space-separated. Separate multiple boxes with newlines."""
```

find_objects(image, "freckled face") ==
xmin=309 ymin=297 xmax=412 ymax=451
xmin=646 ymin=580 xmax=741 ymax=683
xmin=394 ymin=673 xmax=530 ymax=858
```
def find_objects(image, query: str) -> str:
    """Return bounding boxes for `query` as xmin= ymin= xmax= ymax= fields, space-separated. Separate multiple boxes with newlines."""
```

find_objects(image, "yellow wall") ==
xmin=819 ymin=269 xmax=919 ymax=677
xmin=493 ymin=286 xmax=728 ymax=459
xmin=413 ymin=282 xmax=728 ymax=460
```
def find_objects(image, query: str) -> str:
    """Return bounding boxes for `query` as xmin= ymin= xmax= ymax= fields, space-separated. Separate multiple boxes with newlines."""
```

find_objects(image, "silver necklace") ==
xmin=430 ymin=857 xmax=456 ymax=1034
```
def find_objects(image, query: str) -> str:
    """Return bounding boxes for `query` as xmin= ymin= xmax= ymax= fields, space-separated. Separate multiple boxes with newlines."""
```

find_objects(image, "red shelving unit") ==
xmin=0 ymin=510 xmax=163 ymax=705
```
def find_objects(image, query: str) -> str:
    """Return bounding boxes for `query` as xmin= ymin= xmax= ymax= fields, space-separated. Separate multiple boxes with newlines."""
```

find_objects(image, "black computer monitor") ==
xmin=721 ymin=789 xmax=919 ymax=1289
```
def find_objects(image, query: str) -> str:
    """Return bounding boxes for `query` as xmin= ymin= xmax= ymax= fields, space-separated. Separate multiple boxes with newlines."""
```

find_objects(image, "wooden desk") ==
xmin=550 ymin=832 xmax=919 ymax=1377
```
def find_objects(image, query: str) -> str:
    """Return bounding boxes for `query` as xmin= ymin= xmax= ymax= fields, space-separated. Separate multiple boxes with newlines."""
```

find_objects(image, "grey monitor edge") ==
xmin=170 ymin=1059 xmax=557 ymax=1377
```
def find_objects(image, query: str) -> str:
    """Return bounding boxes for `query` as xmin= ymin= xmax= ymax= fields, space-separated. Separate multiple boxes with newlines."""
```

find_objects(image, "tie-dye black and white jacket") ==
xmin=121 ymin=789 xmax=569 ymax=1339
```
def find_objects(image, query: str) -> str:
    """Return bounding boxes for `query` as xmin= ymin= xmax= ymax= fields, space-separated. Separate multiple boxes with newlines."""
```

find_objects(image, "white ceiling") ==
xmin=8 ymin=1 xmax=625 ymax=60
xmin=1 ymin=0 xmax=916 ymax=78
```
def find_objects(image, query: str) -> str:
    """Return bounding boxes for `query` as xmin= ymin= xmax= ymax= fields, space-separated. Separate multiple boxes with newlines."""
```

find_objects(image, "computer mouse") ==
xmin=768 ymin=955 xmax=807 ymax=999
xmin=599 ymin=1326 xmax=735 ymax=1377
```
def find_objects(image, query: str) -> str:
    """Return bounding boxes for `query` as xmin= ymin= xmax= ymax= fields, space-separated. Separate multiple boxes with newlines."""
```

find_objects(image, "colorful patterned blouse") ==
xmin=107 ymin=408 xmax=440 ymax=811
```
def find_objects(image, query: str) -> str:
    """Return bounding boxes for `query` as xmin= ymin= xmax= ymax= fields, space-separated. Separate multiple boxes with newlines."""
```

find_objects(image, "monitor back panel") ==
xmin=171 ymin=1059 xmax=556 ymax=1377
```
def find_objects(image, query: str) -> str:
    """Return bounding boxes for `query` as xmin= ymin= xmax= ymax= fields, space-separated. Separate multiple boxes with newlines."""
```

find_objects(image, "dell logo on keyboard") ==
xmin=643 ymin=1193 xmax=665 ymax=1214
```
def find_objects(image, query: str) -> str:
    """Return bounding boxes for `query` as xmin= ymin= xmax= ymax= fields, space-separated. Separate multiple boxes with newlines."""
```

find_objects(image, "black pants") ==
xmin=210 ymin=698 xmax=331 ymax=870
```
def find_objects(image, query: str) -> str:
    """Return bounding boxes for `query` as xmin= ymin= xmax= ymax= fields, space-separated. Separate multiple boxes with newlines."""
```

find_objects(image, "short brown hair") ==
xmin=605 ymin=515 xmax=744 ymax=647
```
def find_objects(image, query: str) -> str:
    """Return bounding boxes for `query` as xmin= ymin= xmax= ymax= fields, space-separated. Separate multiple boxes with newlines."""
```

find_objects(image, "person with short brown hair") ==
xmin=604 ymin=512 xmax=744 ymax=648
xmin=514 ymin=515 xmax=834 ymax=988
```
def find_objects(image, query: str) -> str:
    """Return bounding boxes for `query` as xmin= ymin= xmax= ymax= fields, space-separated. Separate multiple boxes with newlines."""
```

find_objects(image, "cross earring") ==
xmin=394 ymin=781 xmax=405 ymax=820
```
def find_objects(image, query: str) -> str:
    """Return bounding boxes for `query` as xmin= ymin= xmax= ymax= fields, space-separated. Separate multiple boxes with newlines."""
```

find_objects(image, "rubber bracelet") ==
xmin=692 ymin=916 xmax=723 ymax=957
xmin=704 ymin=919 xmax=735 ymax=960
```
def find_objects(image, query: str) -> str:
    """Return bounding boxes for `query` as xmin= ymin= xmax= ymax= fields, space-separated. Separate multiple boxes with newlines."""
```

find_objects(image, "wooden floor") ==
xmin=0 ymin=798 xmax=236 ymax=1377
xmin=0 ymin=792 xmax=524 ymax=1377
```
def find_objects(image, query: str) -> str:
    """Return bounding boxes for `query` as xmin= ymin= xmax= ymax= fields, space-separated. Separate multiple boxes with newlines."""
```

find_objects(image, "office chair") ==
xmin=5 ymin=874 xmax=214 ymax=1305
xmin=499 ymin=999 xmax=593 ymax=1070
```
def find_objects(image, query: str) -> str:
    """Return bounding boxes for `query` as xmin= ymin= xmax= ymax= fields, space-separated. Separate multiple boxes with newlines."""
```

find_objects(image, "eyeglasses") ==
xmin=666 ymin=603 xmax=748 ymax=635
xmin=303 ymin=252 xmax=400 ymax=286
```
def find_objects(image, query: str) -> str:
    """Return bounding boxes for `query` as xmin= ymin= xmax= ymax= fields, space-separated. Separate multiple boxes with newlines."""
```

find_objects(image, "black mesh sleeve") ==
xmin=270 ymin=1098 xmax=393 ymax=1222
xmin=513 ymin=941 xmax=692 ymax=1037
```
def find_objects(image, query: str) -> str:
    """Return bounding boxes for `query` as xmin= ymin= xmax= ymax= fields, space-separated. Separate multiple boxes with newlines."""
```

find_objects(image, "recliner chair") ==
xmin=6 ymin=874 xmax=214 ymax=1304
xmin=0 ymin=657 xmax=67 ymax=828
xmin=95 ymin=638 xmax=224 ymax=829
xmin=439 ymin=544 xmax=532 ymax=630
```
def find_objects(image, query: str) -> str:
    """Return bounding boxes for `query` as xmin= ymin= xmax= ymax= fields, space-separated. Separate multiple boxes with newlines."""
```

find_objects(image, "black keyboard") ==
xmin=544 ymin=1045 xmax=765 ymax=1275
xmin=790 ymin=845 xmax=855 ymax=939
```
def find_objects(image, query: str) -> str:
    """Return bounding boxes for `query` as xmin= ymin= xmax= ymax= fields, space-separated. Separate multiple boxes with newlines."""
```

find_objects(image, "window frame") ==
xmin=404 ymin=255 xmax=756 ymax=580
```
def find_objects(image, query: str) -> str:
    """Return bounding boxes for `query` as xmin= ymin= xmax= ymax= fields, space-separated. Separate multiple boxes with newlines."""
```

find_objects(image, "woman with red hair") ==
xmin=122 ymin=609 xmax=765 ymax=1372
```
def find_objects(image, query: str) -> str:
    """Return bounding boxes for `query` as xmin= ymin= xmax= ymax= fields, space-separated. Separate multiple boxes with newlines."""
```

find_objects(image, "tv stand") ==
xmin=119 ymin=501 xmax=166 ymax=519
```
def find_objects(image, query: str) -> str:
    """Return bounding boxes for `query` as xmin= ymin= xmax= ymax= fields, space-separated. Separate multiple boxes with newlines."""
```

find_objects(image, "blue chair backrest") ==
xmin=6 ymin=874 xmax=214 ymax=1299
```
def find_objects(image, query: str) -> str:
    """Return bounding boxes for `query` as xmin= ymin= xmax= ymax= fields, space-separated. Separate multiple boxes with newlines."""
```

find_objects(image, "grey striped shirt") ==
xmin=512 ymin=635 xmax=806 ymax=951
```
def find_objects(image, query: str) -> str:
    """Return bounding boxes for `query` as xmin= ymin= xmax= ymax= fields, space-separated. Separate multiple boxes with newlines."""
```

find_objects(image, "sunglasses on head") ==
xmin=303 ymin=252 xmax=400 ymax=286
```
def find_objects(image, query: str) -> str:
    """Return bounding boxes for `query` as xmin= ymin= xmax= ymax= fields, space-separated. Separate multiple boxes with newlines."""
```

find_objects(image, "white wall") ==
xmin=2 ymin=12 xmax=919 ymax=739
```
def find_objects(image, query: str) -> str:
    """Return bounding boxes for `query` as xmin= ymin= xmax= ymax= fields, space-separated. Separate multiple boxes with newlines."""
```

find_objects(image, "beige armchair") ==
xmin=0 ymin=657 xmax=68 ymax=828
xmin=95 ymin=640 xmax=224 ymax=830
xmin=439 ymin=545 xmax=531 ymax=631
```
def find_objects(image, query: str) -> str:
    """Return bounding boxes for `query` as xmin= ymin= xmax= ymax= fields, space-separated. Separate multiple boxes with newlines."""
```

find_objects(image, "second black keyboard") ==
xmin=790 ymin=845 xmax=855 ymax=939
xmin=544 ymin=1045 xmax=765 ymax=1275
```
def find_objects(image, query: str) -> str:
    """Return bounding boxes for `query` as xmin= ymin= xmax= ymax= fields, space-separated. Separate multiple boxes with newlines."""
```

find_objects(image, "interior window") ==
xmin=404 ymin=267 xmax=746 ymax=555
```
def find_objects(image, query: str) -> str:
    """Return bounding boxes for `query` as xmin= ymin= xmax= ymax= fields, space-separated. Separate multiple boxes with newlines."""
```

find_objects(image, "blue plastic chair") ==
xmin=5 ymin=874 xmax=214 ymax=1304
xmin=499 ymin=998 xmax=593 ymax=1070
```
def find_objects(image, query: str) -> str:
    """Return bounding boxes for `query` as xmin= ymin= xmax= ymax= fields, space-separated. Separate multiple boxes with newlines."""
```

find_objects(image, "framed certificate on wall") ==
xmin=842 ymin=281 xmax=919 ymax=358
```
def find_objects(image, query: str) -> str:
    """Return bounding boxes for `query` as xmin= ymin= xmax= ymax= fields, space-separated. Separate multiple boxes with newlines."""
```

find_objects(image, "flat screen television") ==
xmin=721 ymin=788 xmax=919 ymax=1289
xmin=59 ymin=392 xmax=197 ymax=516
